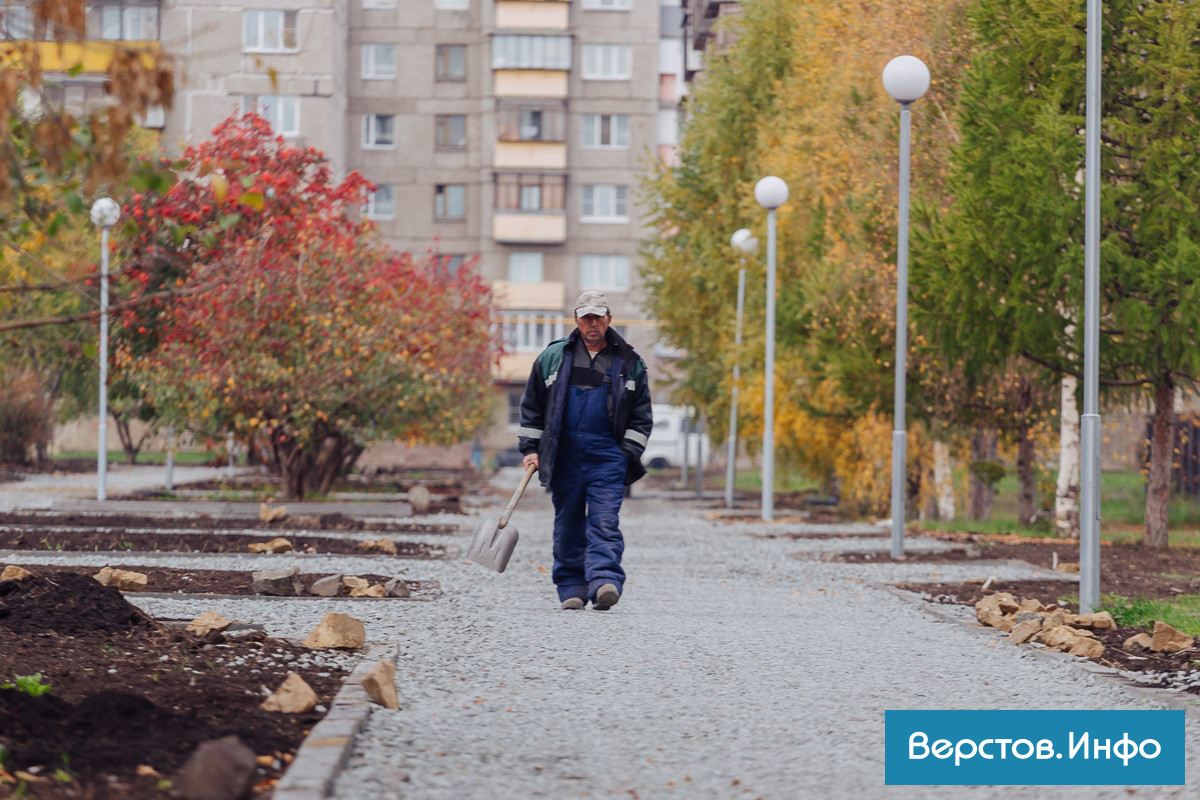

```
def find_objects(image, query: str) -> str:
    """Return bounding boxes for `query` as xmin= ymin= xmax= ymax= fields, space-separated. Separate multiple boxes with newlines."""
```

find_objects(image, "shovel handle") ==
xmin=498 ymin=463 xmax=537 ymax=529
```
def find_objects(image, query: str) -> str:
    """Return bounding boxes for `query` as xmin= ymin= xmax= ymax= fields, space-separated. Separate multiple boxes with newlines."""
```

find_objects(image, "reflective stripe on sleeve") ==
xmin=544 ymin=373 xmax=557 ymax=388
xmin=624 ymin=429 xmax=648 ymax=446
xmin=518 ymin=427 xmax=544 ymax=439
xmin=625 ymin=379 xmax=636 ymax=391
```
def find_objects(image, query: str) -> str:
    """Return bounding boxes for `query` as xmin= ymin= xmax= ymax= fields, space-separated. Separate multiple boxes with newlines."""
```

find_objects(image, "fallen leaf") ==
xmin=135 ymin=765 xmax=162 ymax=778
xmin=537 ymin=565 xmax=549 ymax=574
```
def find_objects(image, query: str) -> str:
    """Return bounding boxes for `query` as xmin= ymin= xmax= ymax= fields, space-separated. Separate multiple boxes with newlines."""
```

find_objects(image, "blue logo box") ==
xmin=885 ymin=710 xmax=1185 ymax=785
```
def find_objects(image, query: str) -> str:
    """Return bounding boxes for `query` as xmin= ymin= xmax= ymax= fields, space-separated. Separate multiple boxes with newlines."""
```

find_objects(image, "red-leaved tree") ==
xmin=112 ymin=115 xmax=501 ymax=498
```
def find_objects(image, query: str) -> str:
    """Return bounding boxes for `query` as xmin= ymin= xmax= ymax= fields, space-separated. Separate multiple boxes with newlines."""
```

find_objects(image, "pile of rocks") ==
xmin=975 ymin=591 xmax=1196 ymax=658
xmin=975 ymin=592 xmax=1114 ymax=657
xmin=250 ymin=567 xmax=411 ymax=598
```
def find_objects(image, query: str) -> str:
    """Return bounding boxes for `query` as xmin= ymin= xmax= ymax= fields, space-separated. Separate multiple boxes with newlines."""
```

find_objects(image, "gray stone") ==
xmin=408 ymin=485 xmax=432 ymax=513
xmin=252 ymin=567 xmax=301 ymax=596
xmin=384 ymin=576 xmax=411 ymax=598
xmin=173 ymin=735 xmax=257 ymax=800
xmin=311 ymin=574 xmax=344 ymax=597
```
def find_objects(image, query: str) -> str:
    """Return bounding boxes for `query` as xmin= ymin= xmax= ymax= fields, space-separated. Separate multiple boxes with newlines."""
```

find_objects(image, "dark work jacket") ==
xmin=517 ymin=327 xmax=653 ymax=488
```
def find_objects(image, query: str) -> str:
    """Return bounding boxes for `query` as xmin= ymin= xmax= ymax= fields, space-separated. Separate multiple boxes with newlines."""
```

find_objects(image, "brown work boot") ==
xmin=593 ymin=584 xmax=620 ymax=611
xmin=560 ymin=597 xmax=585 ymax=610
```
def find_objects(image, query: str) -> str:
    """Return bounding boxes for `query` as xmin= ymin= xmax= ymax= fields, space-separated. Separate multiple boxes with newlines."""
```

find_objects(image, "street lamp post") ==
xmin=727 ymin=228 xmax=758 ymax=510
xmin=90 ymin=197 xmax=121 ymax=502
xmin=754 ymin=177 xmax=788 ymax=522
xmin=1079 ymin=0 xmax=1102 ymax=613
xmin=881 ymin=55 xmax=930 ymax=559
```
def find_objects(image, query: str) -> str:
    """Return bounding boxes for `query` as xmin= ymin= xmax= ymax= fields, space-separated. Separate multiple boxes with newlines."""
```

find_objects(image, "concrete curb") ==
xmin=880 ymin=582 xmax=1200 ymax=718
xmin=273 ymin=643 xmax=400 ymax=800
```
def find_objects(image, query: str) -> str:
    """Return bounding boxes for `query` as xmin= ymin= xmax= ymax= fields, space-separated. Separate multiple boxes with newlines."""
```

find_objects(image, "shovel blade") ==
xmin=466 ymin=519 xmax=519 ymax=573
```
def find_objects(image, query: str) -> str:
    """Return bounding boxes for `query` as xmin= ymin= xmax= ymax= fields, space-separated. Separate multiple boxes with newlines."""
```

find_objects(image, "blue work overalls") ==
xmin=550 ymin=368 xmax=627 ymax=604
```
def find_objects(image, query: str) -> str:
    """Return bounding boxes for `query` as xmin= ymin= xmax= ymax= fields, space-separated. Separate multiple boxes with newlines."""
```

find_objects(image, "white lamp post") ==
xmin=754 ymin=176 xmax=788 ymax=522
xmin=727 ymin=228 xmax=758 ymax=509
xmin=882 ymin=55 xmax=930 ymax=558
xmin=1079 ymin=0 xmax=1101 ymax=613
xmin=90 ymin=197 xmax=121 ymax=501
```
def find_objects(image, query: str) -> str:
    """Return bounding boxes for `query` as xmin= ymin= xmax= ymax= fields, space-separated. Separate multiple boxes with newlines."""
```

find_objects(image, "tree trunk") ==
xmin=968 ymin=425 xmax=999 ymax=521
xmin=272 ymin=425 xmax=361 ymax=500
xmin=933 ymin=439 xmax=955 ymax=520
xmin=111 ymin=412 xmax=145 ymax=465
xmin=1144 ymin=379 xmax=1175 ymax=549
xmin=1016 ymin=378 xmax=1038 ymax=526
xmin=1054 ymin=373 xmax=1081 ymax=537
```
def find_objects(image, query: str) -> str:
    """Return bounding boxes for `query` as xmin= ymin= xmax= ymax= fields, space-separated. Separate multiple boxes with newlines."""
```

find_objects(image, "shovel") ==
xmin=466 ymin=463 xmax=537 ymax=572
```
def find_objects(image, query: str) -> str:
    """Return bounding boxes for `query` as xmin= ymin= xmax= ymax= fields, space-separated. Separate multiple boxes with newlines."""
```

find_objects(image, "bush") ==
xmin=0 ymin=370 xmax=52 ymax=464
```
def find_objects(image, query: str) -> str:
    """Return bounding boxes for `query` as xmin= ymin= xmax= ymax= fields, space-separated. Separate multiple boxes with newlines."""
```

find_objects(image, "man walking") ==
xmin=518 ymin=291 xmax=653 ymax=610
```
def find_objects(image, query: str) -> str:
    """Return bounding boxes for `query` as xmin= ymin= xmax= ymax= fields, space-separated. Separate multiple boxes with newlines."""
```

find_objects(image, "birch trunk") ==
xmin=933 ymin=439 xmax=955 ymax=520
xmin=1054 ymin=374 xmax=1081 ymax=537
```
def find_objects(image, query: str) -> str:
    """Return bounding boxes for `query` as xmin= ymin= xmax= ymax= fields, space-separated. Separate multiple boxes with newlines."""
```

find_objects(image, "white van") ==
xmin=641 ymin=404 xmax=710 ymax=469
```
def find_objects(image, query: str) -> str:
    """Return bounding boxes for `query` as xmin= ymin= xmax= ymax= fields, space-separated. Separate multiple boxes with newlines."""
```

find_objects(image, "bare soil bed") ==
xmin=0 ymin=571 xmax=352 ymax=799
xmin=0 ymin=511 xmax=461 ymax=535
xmin=896 ymin=577 xmax=1200 ymax=695
xmin=0 ymin=526 xmax=449 ymax=559
xmin=0 ymin=563 xmax=441 ymax=599
xmin=837 ymin=531 xmax=1200 ymax=600
xmin=832 ymin=531 xmax=1200 ymax=696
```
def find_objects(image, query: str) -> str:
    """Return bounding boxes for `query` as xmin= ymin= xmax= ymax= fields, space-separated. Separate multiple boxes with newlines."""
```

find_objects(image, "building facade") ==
xmin=10 ymin=0 xmax=692 ymax=460
xmin=159 ymin=0 xmax=687 ymax=456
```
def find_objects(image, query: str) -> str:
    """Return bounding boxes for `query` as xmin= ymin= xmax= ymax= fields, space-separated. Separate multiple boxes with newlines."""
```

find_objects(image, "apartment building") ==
xmin=12 ymin=0 xmax=689 ymax=456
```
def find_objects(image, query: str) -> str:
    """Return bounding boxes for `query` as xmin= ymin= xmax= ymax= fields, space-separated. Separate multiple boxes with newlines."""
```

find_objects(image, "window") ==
xmin=503 ymin=309 xmax=564 ymax=354
xmin=582 ymin=0 xmax=631 ymax=7
xmin=580 ymin=255 xmax=630 ymax=290
xmin=361 ymin=44 xmax=396 ymax=79
xmin=362 ymin=0 xmax=394 ymax=8
xmin=495 ymin=174 xmax=564 ymax=212
xmin=497 ymin=102 xmax=565 ymax=142
xmin=242 ymin=10 xmax=297 ymax=52
xmin=507 ymin=390 xmax=523 ymax=425
xmin=366 ymin=185 xmax=395 ymax=219
xmin=435 ymin=184 xmax=466 ymax=219
xmin=491 ymin=35 xmax=571 ymax=70
xmin=242 ymin=95 xmax=299 ymax=137
xmin=99 ymin=5 xmax=158 ymax=40
xmin=582 ymin=114 xmax=628 ymax=148
xmin=435 ymin=0 xmax=469 ymax=8
xmin=581 ymin=185 xmax=628 ymax=220
xmin=507 ymin=252 xmax=544 ymax=283
xmin=42 ymin=81 xmax=107 ymax=110
xmin=436 ymin=115 xmax=466 ymax=149
xmin=437 ymin=254 xmax=467 ymax=275
xmin=1 ymin=5 xmax=33 ymax=38
xmin=362 ymin=113 xmax=396 ymax=148
xmin=436 ymin=45 xmax=466 ymax=81
xmin=582 ymin=44 xmax=631 ymax=80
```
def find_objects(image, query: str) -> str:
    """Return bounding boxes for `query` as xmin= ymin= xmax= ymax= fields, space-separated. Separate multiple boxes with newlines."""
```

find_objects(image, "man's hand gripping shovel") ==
xmin=466 ymin=463 xmax=536 ymax=573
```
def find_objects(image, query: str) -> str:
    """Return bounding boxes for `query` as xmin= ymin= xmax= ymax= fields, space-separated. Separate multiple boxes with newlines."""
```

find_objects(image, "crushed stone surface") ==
xmin=6 ymin=467 xmax=1197 ymax=798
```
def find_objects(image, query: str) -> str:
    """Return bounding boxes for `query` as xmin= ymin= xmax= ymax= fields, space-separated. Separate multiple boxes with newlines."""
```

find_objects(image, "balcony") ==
xmin=492 ymin=212 xmax=566 ymax=244
xmin=494 ymin=0 xmax=569 ymax=30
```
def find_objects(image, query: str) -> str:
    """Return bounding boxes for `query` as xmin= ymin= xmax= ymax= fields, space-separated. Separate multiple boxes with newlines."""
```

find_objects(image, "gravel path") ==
xmin=6 ymin=468 xmax=1197 ymax=798
xmin=311 ymin=475 xmax=1200 ymax=798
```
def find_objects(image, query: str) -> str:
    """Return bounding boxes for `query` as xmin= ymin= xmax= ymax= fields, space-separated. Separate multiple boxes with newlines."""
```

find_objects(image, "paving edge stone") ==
xmin=879 ymin=583 xmax=1200 ymax=719
xmin=273 ymin=642 xmax=400 ymax=800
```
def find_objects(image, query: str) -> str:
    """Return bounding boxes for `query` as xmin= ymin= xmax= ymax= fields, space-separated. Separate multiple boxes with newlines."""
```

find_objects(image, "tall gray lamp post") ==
xmin=726 ymin=228 xmax=758 ymax=509
xmin=1079 ymin=0 xmax=1101 ymax=613
xmin=881 ymin=55 xmax=930 ymax=558
xmin=90 ymin=197 xmax=121 ymax=501
xmin=754 ymin=177 xmax=788 ymax=522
